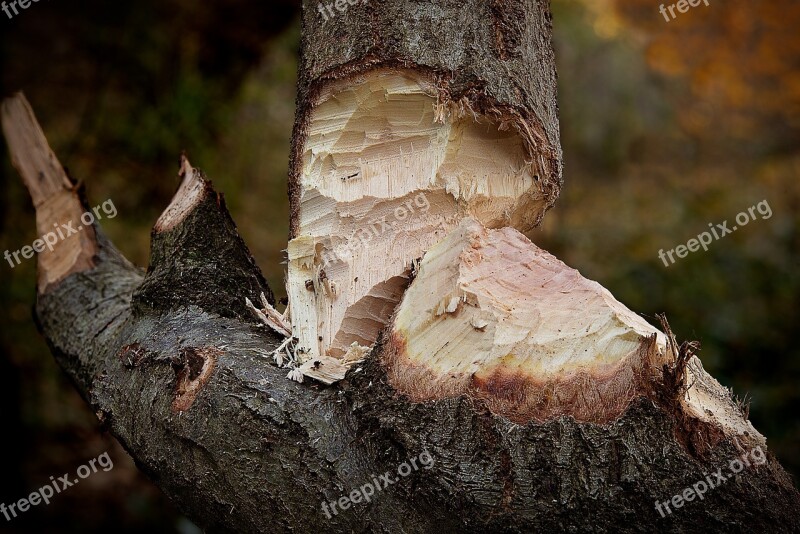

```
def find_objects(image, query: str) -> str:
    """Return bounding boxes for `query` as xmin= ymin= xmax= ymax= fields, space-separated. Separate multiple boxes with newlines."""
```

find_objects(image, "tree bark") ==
xmin=3 ymin=1 xmax=800 ymax=532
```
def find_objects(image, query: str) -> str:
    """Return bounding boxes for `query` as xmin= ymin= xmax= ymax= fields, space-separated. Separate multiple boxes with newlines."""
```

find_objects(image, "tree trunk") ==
xmin=3 ymin=1 xmax=800 ymax=532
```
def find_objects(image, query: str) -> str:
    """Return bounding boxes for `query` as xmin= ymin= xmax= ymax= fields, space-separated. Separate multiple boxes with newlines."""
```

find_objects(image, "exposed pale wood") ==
xmin=288 ymin=71 xmax=549 ymax=366
xmin=383 ymin=218 xmax=763 ymax=443
xmin=154 ymin=155 xmax=207 ymax=232
xmin=298 ymin=355 xmax=351 ymax=385
xmin=286 ymin=235 xmax=320 ymax=360
xmin=246 ymin=294 xmax=291 ymax=338
xmin=1 ymin=93 xmax=97 ymax=292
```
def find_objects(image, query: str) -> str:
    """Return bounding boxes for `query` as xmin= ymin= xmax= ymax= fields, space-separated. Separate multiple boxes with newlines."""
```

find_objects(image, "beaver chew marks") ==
xmin=384 ymin=218 xmax=764 ymax=440
xmin=287 ymin=70 xmax=547 ymax=370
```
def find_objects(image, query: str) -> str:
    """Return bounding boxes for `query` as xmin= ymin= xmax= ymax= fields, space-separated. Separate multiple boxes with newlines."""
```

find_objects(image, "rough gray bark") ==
xmin=4 ymin=0 xmax=800 ymax=532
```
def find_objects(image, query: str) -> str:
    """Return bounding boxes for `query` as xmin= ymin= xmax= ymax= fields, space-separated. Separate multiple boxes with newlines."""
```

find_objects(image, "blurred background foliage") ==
xmin=0 ymin=0 xmax=797 ymax=530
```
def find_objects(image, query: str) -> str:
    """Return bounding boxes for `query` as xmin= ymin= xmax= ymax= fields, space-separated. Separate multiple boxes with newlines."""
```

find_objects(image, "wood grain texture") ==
xmin=1 ymin=94 xmax=97 ymax=292
xmin=385 ymin=218 xmax=764 ymax=445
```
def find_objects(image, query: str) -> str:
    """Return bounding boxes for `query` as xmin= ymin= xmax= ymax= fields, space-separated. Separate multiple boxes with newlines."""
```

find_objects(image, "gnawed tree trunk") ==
xmin=3 ymin=1 xmax=800 ymax=532
xmin=287 ymin=0 xmax=561 ymax=369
